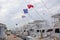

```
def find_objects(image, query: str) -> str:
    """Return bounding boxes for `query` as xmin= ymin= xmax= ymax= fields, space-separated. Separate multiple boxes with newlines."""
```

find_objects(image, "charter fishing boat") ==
xmin=19 ymin=20 xmax=54 ymax=40
xmin=15 ymin=14 xmax=60 ymax=40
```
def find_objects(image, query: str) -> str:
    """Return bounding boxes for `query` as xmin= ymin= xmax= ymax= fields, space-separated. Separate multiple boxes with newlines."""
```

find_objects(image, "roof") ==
xmin=52 ymin=13 xmax=60 ymax=18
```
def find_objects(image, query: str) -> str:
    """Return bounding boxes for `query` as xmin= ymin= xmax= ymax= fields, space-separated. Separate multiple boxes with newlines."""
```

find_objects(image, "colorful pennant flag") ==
xmin=27 ymin=4 xmax=34 ymax=9
xmin=23 ymin=9 xmax=28 ymax=14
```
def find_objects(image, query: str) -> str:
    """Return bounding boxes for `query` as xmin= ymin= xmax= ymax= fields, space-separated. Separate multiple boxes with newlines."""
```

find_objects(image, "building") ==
xmin=0 ymin=23 xmax=7 ymax=40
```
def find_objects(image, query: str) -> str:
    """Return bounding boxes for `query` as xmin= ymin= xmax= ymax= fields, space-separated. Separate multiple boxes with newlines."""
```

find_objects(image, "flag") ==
xmin=23 ymin=9 xmax=28 ymax=14
xmin=27 ymin=4 xmax=34 ymax=9
xmin=22 ymin=15 xmax=26 ymax=18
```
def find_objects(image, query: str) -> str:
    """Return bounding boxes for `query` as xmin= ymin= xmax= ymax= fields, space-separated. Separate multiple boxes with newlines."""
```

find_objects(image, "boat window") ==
xmin=24 ymin=30 xmax=26 ymax=32
xmin=42 ymin=30 xmax=45 ymax=33
xmin=37 ymin=30 xmax=39 ymax=32
xmin=30 ymin=29 xmax=34 ymax=31
xmin=55 ymin=28 xmax=60 ymax=33
xmin=47 ymin=29 xmax=53 ymax=32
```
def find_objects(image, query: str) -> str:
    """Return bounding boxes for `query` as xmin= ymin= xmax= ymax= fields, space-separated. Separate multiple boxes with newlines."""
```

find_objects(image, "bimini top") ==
xmin=52 ymin=13 xmax=60 ymax=18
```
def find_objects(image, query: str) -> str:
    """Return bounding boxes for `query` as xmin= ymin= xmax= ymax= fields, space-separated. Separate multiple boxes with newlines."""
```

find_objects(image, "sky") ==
xmin=0 ymin=0 xmax=60 ymax=29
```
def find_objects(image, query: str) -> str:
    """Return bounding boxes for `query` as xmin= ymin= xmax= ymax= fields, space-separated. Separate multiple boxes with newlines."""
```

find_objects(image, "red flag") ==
xmin=27 ymin=4 xmax=34 ymax=9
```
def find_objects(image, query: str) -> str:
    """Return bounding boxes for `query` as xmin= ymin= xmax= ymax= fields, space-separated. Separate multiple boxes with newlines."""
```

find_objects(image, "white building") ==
xmin=0 ymin=23 xmax=7 ymax=40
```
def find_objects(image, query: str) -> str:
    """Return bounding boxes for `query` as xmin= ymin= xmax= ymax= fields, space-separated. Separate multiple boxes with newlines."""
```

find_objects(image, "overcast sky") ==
xmin=0 ymin=0 xmax=60 ymax=29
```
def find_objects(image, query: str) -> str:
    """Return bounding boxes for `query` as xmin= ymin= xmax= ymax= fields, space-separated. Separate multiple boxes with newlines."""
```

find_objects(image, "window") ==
xmin=37 ymin=30 xmax=39 ymax=32
xmin=30 ymin=29 xmax=34 ymax=31
xmin=42 ymin=30 xmax=45 ymax=33
xmin=47 ymin=29 xmax=53 ymax=32
xmin=55 ymin=28 xmax=60 ymax=33
xmin=24 ymin=30 xmax=26 ymax=32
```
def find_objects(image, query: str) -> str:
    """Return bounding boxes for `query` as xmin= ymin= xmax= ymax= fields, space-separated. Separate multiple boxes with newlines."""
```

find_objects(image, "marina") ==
xmin=13 ymin=14 xmax=60 ymax=40
xmin=0 ymin=0 xmax=60 ymax=40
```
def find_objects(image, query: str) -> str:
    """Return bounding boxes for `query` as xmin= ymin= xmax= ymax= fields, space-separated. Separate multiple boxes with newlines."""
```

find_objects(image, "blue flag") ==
xmin=23 ymin=9 xmax=28 ymax=14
